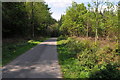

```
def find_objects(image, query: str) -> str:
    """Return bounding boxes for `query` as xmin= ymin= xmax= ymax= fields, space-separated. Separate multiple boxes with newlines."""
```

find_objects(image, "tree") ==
xmin=2 ymin=2 xmax=56 ymax=38
xmin=2 ymin=2 xmax=28 ymax=38
xmin=60 ymin=2 xmax=87 ymax=36
xmin=59 ymin=0 xmax=118 ymax=43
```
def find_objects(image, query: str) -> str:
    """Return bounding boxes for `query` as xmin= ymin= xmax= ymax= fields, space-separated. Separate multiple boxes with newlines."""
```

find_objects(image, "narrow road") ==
xmin=2 ymin=38 xmax=62 ymax=78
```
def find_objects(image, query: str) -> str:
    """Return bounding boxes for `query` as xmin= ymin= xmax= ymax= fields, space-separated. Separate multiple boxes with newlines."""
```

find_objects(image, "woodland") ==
xmin=2 ymin=0 xmax=120 ymax=78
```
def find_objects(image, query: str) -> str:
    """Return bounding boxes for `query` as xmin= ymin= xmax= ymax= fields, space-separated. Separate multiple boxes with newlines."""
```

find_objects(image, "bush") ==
xmin=57 ymin=36 xmax=120 ymax=78
xmin=58 ymin=35 xmax=68 ymax=41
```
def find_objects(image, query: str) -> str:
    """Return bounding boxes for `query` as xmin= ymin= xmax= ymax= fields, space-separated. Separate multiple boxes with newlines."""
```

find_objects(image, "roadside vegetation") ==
xmin=57 ymin=36 xmax=120 ymax=78
xmin=2 ymin=0 xmax=120 ymax=79
xmin=57 ymin=0 xmax=120 ymax=78
xmin=2 ymin=37 xmax=47 ymax=66
xmin=2 ymin=2 xmax=58 ymax=65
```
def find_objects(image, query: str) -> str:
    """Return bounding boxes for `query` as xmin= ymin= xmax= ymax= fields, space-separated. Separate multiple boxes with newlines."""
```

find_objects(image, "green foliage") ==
xmin=59 ymin=1 xmax=118 ymax=41
xmin=60 ymin=2 xmax=87 ymax=36
xmin=90 ymin=64 xmax=120 ymax=79
xmin=2 ymin=2 xmax=56 ymax=38
xmin=57 ymin=35 xmax=68 ymax=41
xmin=2 ymin=2 xmax=28 ymax=37
xmin=58 ymin=0 xmax=119 ymax=79
xmin=57 ymin=37 xmax=120 ymax=78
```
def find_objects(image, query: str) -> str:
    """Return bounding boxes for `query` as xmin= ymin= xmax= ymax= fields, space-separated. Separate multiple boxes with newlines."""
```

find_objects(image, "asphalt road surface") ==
xmin=2 ymin=38 xmax=62 ymax=78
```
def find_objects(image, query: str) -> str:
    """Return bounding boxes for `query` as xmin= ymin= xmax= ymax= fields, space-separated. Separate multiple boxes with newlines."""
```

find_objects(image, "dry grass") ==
xmin=73 ymin=36 xmax=117 ymax=49
xmin=72 ymin=36 xmax=119 ymax=66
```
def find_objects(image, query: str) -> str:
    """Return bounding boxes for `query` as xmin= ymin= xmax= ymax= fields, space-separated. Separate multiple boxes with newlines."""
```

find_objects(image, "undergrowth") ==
xmin=57 ymin=35 xmax=120 ymax=78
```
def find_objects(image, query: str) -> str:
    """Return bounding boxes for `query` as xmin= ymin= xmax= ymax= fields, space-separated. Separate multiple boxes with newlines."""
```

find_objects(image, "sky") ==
xmin=45 ymin=0 xmax=119 ymax=21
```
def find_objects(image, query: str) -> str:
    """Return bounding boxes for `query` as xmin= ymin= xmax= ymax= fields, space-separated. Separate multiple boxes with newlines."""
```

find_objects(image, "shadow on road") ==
xmin=2 ymin=38 xmax=62 ymax=78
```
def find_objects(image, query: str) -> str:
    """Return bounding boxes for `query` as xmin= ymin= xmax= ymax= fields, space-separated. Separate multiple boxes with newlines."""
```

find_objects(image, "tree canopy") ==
xmin=2 ymin=2 xmax=56 ymax=38
xmin=59 ymin=1 xmax=118 ymax=42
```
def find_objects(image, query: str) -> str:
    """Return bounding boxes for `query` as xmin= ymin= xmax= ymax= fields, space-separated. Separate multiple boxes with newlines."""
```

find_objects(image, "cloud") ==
xmin=45 ymin=0 xmax=72 ymax=8
xmin=45 ymin=0 xmax=72 ymax=3
xmin=98 ymin=4 xmax=118 ymax=13
xmin=50 ymin=2 xmax=71 ymax=8
xmin=51 ymin=13 xmax=61 ymax=21
xmin=45 ymin=0 xmax=72 ymax=20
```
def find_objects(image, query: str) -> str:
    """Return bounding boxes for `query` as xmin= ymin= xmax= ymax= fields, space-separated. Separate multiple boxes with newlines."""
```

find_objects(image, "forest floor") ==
xmin=2 ymin=38 xmax=62 ymax=78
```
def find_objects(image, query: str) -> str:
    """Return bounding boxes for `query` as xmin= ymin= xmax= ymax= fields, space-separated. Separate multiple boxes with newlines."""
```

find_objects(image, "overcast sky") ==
xmin=45 ymin=0 xmax=119 ymax=21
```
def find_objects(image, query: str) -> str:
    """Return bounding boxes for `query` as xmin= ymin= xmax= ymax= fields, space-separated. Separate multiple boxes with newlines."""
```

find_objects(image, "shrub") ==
xmin=58 ymin=35 xmax=68 ymax=41
xmin=57 ymin=36 xmax=120 ymax=78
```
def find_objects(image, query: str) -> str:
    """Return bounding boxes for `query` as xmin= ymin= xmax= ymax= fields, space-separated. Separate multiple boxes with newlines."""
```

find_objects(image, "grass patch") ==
xmin=57 ymin=36 xmax=120 ymax=78
xmin=2 ymin=37 xmax=47 ymax=66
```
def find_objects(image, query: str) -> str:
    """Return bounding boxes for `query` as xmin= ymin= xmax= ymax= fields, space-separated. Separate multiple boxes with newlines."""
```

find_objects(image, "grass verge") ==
xmin=57 ymin=35 xmax=120 ymax=78
xmin=2 ymin=37 xmax=47 ymax=66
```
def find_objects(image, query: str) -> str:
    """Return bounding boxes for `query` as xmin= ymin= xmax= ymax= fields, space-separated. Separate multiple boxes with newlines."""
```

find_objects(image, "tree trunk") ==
xmin=95 ymin=27 xmax=98 ymax=44
xmin=86 ymin=22 xmax=89 ymax=37
xmin=31 ymin=2 xmax=34 ymax=38
xmin=95 ymin=0 xmax=99 ymax=45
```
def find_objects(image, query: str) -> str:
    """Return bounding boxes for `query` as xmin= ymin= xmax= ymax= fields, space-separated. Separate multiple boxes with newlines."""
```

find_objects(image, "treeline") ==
xmin=2 ymin=2 xmax=56 ymax=38
xmin=57 ymin=1 xmax=120 ymax=78
xmin=59 ymin=1 xmax=118 ymax=42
